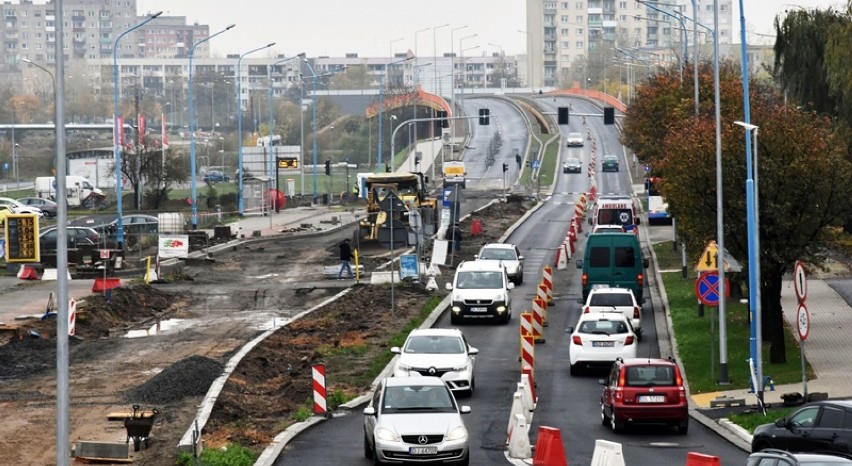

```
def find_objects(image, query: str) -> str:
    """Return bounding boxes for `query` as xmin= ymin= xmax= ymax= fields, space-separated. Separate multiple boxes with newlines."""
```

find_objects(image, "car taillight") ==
xmin=571 ymin=335 xmax=582 ymax=345
xmin=675 ymin=366 xmax=686 ymax=402
xmin=581 ymin=273 xmax=587 ymax=287
xmin=633 ymin=306 xmax=640 ymax=319
xmin=583 ymin=306 xmax=590 ymax=314
xmin=616 ymin=368 xmax=625 ymax=400
xmin=637 ymin=273 xmax=644 ymax=287
xmin=624 ymin=336 xmax=634 ymax=345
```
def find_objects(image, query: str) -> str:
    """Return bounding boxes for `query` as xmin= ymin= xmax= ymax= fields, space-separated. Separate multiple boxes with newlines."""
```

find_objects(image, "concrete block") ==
xmin=74 ymin=440 xmax=130 ymax=460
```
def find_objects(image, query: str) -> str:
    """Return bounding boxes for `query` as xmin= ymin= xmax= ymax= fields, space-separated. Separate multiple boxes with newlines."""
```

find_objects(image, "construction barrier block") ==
xmin=507 ymin=391 xmax=525 ymax=437
xmin=685 ymin=452 xmax=721 ymax=466
xmin=92 ymin=277 xmax=121 ymax=293
xmin=17 ymin=265 xmax=38 ymax=280
xmin=507 ymin=413 xmax=532 ymax=459
xmin=590 ymin=439 xmax=625 ymax=466
xmin=517 ymin=381 xmax=535 ymax=416
xmin=522 ymin=368 xmax=537 ymax=404
xmin=532 ymin=426 xmax=568 ymax=466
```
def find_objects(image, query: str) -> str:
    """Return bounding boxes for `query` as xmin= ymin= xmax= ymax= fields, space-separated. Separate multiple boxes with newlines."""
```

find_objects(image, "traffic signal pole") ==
xmin=389 ymin=114 xmax=484 ymax=173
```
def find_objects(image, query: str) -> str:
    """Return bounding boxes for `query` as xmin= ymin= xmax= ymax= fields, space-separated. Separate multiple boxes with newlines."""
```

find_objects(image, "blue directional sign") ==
xmin=532 ymin=160 xmax=540 ymax=169
xmin=695 ymin=272 xmax=730 ymax=307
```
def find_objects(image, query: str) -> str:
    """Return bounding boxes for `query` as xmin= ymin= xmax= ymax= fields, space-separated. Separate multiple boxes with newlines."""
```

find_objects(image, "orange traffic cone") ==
xmin=532 ymin=426 xmax=567 ymax=466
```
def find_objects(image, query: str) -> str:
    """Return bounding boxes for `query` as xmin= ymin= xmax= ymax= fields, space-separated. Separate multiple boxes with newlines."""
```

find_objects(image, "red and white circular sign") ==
xmin=797 ymin=302 xmax=810 ymax=342
xmin=794 ymin=261 xmax=807 ymax=303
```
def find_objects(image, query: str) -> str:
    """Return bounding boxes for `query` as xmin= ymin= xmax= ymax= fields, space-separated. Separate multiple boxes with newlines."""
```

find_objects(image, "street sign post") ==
xmin=797 ymin=301 xmax=810 ymax=398
xmin=794 ymin=260 xmax=807 ymax=303
xmin=694 ymin=272 xmax=730 ymax=307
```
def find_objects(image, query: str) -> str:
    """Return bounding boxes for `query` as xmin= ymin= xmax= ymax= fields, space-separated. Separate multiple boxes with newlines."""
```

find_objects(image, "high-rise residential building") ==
xmin=525 ymin=0 xmax=732 ymax=89
xmin=0 ymin=0 xmax=209 ymax=67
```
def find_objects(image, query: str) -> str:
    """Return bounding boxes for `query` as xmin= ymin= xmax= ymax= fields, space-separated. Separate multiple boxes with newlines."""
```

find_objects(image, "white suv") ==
xmin=581 ymin=286 xmax=642 ymax=338
xmin=474 ymin=242 xmax=524 ymax=284
xmin=391 ymin=328 xmax=479 ymax=395
xmin=445 ymin=260 xmax=514 ymax=325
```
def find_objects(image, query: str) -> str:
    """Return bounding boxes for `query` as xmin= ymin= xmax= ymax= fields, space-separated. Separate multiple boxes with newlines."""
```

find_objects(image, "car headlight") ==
xmin=452 ymin=362 xmax=471 ymax=372
xmin=396 ymin=363 xmax=411 ymax=372
xmin=375 ymin=427 xmax=400 ymax=442
xmin=496 ymin=306 xmax=507 ymax=313
xmin=446 ymin=426 xmax=468 ymax=441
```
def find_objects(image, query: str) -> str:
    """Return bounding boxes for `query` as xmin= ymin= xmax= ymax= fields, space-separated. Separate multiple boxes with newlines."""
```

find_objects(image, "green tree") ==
xmin=329 ymin=64 xmax=373 ymax=90
xmin=630 ymin=68 xmax=852 ymax=364
xmin=824 ymin=1 xmax=852 ymax=125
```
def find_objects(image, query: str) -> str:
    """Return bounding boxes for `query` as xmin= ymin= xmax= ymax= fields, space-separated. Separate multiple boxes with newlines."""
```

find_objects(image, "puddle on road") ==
xmin=124 ymin=319 xmax=188 ymax=338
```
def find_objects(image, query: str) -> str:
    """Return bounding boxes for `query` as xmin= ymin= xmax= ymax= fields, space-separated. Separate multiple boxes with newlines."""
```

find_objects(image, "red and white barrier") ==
xmin=17 ymin=265 xmax=38 ymax=280
xmin=507 ymin=412 xmax=532 ymax=459
xmin=532 ymin=426 xmax=568 ymax=466
xmin=555 ymin=244 xmax=568 ymax=270
xmin=520 ymin=311 xmax=532 ymax=337
xmin=534 ymin=296 xmax=548 ymax=329
xmin=685 ymin=452 xmax=721 ymax=466
xmin=521 ymin=334 xmax=535 ymax=376
xmin=591 ymin=439 xmax=625 ymax=466
xmin=531 ymin=300 xmax=545 ymax=344
xmin=68 ymin=298 xmax=77 ymax=337
xmin=312 ymin=364 xmax=327 ymax=415
xmin=542 ymin=266 xmax=553 ymax=303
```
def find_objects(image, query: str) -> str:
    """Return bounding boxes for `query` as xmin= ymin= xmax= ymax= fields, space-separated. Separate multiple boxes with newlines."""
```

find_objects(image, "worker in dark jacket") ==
xmin=450 ymin=223 xmax=463 ymax=257
xmin=338 ymin=239 xmax=355 ymax=279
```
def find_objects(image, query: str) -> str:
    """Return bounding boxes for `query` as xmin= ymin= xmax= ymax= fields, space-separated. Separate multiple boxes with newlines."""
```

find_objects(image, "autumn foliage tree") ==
xmin=622 ymin=61 xmax=852 ymax=364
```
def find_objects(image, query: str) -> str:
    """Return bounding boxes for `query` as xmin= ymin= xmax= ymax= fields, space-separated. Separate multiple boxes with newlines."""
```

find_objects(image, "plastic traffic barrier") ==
xmin=685 ymin=452 xmax=721 ymax=466
xmin=532 ymin=426 xmax=568 ymax=466
xmin=507 ymin=413 xmax=532 ymax=459
xmin=590 ymin=439 xmax=625 ymax=466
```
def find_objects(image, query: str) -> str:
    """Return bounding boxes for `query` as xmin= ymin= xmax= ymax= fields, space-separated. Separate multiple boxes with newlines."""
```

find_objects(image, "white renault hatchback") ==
xmin=474 ymin=242 xmax=524 ymax=285
xmin=363 ymin=376 xmax=471 ymax=465
xmin=391 ymin=328 xmax=479 ymax=395
xmin=568 ymin=312 xmax=638 ymax=376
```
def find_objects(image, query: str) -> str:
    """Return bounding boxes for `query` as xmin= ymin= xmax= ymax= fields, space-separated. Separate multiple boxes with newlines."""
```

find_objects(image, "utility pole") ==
xmin=134 ymin=89 xmax=142 ymax=210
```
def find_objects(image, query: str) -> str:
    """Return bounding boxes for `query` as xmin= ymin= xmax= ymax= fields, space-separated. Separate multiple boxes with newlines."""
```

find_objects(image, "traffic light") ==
xmin=558 ymin=107 xmax=569 ymax=125
xmin=437 ymin=110 xmax=449 ymax=128
xmin=479 ymin=108 xmax=490 ymax=125
xmin=324 ymin=160 xmax=331 ymax=175
xmin=604 ymin=107 xmax=615 ymax=125
xmin=385 ymin=164 xmax=391 ymax=173
xmin=502 ymin=162 xmax=508 ymax=173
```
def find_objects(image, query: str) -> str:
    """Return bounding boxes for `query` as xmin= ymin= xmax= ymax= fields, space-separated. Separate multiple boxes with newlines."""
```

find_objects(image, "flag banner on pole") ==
xmin=139 ymin=114 xmax=146 ymax=139
xmin=161 ymin=113 xmax=169 ymax=148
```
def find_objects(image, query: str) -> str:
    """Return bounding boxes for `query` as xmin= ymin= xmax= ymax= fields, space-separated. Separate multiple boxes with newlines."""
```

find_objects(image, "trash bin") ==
xmin=322 ymin=193 xmax=329 ymax=205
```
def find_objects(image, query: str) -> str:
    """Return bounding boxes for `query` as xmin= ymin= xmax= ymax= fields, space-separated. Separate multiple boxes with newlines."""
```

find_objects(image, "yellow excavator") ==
xmin=358 ymin=172 xmax=438 ymax=246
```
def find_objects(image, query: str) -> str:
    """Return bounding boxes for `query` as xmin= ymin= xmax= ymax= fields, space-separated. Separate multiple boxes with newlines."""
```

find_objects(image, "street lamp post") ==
xmin=268 ymin=53 xmax=305 ymax=182
xmin=302 ymin=59 xmax=320 ymax=202
xmin=236 ymin=42 xmax=276 ymax=216
xmin=433 ymin=23 xmax=450 ymax=96
xmin=113 ymin=11 xmax=163 ymax=249
xmin=22 ymin=59 xmax=56 ymax=188
xmin=189 ymin=23 xmax=234 ymax=229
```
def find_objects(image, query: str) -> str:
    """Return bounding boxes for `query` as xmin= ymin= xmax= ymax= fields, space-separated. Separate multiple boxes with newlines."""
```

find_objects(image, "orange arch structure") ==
xmin=546 ymin=84 xmax=628 ymax=113
xmin=365 ymin=85 xmax=452 ymax=119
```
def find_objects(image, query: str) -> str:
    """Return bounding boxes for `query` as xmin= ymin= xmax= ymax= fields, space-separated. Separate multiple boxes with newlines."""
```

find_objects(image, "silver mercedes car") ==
xmin=363 ymin=376 xmax=471 ymax=465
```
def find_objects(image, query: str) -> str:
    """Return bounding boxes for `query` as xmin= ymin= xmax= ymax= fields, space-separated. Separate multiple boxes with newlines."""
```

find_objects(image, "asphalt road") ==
xmin=274 ymin=96 xmax=750 ymax=465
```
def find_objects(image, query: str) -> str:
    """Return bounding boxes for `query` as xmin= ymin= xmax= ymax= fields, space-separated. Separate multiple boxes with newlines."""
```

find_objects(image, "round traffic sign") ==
xmin=694 ymin=272 xmax=730 ymax=307
xmin=794 ymin=261 xmax=807 ymax=303
xmin=797 ymin=302 xmax=810 ymax=341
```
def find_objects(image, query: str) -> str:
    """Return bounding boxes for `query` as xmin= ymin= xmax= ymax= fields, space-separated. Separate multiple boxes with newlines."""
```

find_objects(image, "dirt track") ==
xmin=0 ymin=198 xmax=532 ymax=465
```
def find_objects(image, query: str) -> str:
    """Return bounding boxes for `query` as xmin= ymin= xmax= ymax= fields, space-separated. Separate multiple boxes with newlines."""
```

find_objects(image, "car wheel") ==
xmin=450 ymin=313 xmax=461 ymax=325
xmin=502 ymin=311 xmax=511 ymax=325
xmin=752 ymin=441 xmax=771 ymax=452
xmin=676 ymin=419 xmax=689 ymax=435
xmin=601 ymin=403 xmax=610 ymax=425
xmin=516 ymin=274 xmax=523 ymax=285
xmin=569 ymin=364 xmax=579 ymax=376
xmin=610 ymin=409 xmax=625 ymax=433
xmin=363 ymin=432 xmax=373 ymax=459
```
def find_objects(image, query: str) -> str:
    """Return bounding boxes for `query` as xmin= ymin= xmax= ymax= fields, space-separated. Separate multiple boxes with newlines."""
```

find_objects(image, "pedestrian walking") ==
xmin=338 ymin=239 xmax=355 ymax=279
xmin=451 ymin=223 xmax=463 ymax=257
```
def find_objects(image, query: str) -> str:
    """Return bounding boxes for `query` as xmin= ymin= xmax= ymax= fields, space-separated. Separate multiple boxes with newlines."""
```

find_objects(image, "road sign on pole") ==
xmin=794 ymin=260 xmax=807 ymax=303
xmin=797 ymin=302 xmax=810 ymax=342
xmin=695 ymin=272 xmax=730 ymax=307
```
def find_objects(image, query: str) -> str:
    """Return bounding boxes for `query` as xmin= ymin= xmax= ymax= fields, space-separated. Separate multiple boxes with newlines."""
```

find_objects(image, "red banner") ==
xmin=139 ymin=114 xmax=146 ymax=139
xmin=161 ymin=113 xmax=168 ymax=147
xmin=118 ymin=116 xmax=124 ymax=146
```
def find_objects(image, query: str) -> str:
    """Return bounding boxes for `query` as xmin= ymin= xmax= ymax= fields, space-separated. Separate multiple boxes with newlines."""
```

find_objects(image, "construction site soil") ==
xmin=0 ymin=198 xmax=533 ymax=465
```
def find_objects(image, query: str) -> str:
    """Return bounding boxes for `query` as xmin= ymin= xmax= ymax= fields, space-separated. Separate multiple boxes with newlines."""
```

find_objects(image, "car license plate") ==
xmin=470 ymin=307 xmax=488 ymax=313
xmin=409 ymin=446 xmax=438 ymax=455
xmin=592 ymin=341 xmax=614 ymax=347
xmin=638 ymin=395 xmax=665 ymax=403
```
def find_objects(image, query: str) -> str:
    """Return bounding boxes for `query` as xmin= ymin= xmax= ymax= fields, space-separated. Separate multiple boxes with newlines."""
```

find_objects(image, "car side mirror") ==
xmin=643 ymin=259 xmax=649 ymax=268
xmin=518 ymin=256 xmax=524 ymax=261
xmin=363 ymin=406 xmax=376 ymax=416
xmin=565 ymin=326 xmax=574 ymax=333
xmin=390 ymin=347 xmax=401 ymax=354
xmin=473 ymin=255 xmax=479 ymax=260
xmin=775 ymin=418 xmax=786 ymax=428
xmin=445 ymin=282 xmax=453 ymax=291
xmin=468 ymin=347 xmax=479 ymax=356
xmin=576 ymin=260 xmax=583 ymax=269
xmin=507 ymin=282 xmax=515 ymax=290
xmin=460 ymin=406 xmax=471 ymax=414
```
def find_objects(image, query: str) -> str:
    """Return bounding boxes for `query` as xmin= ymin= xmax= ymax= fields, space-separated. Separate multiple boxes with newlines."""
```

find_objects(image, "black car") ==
xmin=38 ymin=226 xmax=102 ymax=267
xmin=752 ymin=401 xmax=852 ymax=455
xmin=748 ymin=449 xmax=852 ymax=465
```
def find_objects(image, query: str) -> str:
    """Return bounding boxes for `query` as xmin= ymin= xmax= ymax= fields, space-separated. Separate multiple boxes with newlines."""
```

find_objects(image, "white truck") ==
xmin=35 ymin=176 xmax=106 ymax=208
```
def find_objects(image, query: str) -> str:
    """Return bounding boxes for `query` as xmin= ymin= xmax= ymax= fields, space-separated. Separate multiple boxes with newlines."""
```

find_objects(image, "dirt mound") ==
xmin=124 ymin=355 xmax=224 ymax=404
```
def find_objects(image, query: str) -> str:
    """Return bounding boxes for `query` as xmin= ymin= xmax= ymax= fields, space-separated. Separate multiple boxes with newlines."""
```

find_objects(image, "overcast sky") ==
xmin=137 ymin=0 xmax=845 ymax=59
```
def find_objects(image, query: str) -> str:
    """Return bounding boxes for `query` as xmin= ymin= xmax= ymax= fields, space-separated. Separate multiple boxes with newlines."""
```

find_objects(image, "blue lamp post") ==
xmin=302 ymin=59 xmax=319 ymax=202
xmin=267 ymin=53 xmax=305 ymax=179
xmin=113 ymin=10 xmax=162 ymax=249
xmin=376 ymin=56 xmax=413 ymax=172
xmin=189 ymin=23 xmax=234 ymax=229
xmin=236 ymin=42 xmax=276 ymax=215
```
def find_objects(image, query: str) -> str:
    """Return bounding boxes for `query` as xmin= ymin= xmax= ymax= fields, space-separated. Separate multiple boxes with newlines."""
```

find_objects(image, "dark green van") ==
xmin=576 ymin=232 xmax=648 ymax=303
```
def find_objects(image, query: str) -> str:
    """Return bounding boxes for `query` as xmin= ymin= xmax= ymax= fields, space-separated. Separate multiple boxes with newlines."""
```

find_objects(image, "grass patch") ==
xmin=655 ymin=241 xmax=811 ymax=394
xmin=177 ymin=443 xmax=257 ymax=466
xmin=727 ymin=406 xmax=798 ymax=434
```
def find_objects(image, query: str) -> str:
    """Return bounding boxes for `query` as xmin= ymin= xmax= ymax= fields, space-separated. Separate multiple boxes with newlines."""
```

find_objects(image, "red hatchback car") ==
xmin=599 ymin=358 xmax=689 ymax=434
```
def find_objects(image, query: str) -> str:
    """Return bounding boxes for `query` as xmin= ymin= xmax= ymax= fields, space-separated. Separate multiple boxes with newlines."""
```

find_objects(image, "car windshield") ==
xmin=404 ymin=335 xmax=464 ymax=354
xmin=456 ymin=271 xmax=504 ymax=289
xmin=625 ymin=365 xmax=675 ymax=386
xmin=479 ymin=248 xmax=517 ymax=261
xmin=382 ymin=385 xmax=455 ymax=412
xmin=578 ymin=319 xmax=628 ymax=335
xmin=589 ymin=293 xmax=633 ymax=307
xmin=566 ymin=158 xmax=580 ymax=164
xmin=569 ymin=133 xmax=582 ymax=139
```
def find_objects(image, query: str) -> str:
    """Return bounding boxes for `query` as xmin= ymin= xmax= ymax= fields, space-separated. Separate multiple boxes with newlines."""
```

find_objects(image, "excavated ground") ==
xmin=0 ymin=198 xmax=533 ymax=465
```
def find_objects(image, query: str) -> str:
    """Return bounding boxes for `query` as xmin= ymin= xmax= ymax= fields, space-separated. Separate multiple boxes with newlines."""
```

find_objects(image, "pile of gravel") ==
xmin=124 ymin=355 xmax=224 ymax=405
